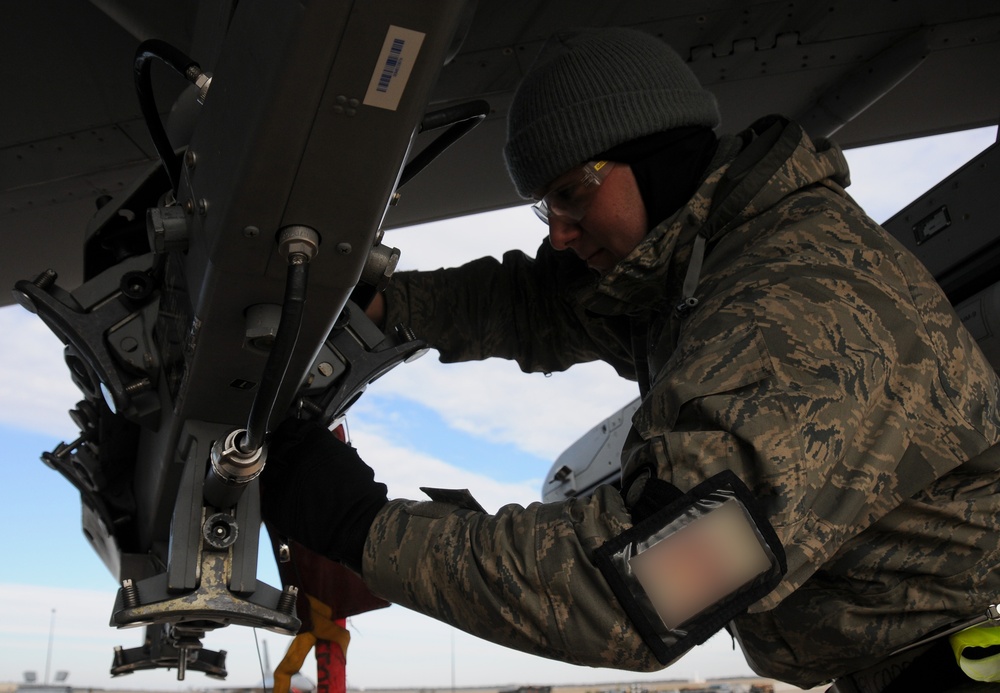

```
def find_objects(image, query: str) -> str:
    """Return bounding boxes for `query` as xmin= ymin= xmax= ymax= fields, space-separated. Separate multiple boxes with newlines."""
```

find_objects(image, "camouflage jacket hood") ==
xmin=584 ymin=115 xmax=850 ymax=326
xmin=568 ymin=115 xmax=854 ymax=401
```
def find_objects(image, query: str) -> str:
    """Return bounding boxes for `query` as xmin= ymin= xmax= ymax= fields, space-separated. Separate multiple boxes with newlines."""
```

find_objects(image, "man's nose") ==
xmin=548 ymin=217 xmax=580 ymax=251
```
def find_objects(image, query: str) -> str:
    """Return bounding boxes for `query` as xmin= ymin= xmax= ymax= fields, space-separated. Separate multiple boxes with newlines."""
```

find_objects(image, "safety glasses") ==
xmin=532 ymin=161 xmax=615 ymax=224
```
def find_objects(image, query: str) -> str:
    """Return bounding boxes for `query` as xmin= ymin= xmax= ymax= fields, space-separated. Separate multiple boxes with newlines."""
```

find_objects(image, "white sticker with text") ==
xmin=363 ymin=25 xmax=426 ymax=111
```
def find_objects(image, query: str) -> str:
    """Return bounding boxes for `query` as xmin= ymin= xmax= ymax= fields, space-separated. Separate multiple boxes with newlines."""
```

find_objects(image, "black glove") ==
xmin=261 ymin=417 xmax=388 ymax=573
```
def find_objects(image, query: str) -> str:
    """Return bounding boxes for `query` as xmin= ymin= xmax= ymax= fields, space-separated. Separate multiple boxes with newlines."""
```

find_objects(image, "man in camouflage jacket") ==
xmin=263 ymin=28 xmax=1000 ymax=689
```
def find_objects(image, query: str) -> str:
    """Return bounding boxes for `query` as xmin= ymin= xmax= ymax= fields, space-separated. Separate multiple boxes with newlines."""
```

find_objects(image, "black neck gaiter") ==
xmin=599 ymin=127 xmax=719 ymax=231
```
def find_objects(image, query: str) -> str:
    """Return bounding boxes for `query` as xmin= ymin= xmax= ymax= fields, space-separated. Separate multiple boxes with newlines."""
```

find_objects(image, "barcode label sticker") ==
xmin=364 ymin=26 xmax=425 ymax=111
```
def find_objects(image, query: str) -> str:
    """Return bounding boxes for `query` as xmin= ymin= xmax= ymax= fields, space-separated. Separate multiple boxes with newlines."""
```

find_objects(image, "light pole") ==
xmin=44 ymin=609 xmax=56 ymax=685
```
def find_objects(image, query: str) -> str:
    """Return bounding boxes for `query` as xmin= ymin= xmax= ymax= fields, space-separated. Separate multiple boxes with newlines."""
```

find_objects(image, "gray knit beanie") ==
xmin=504 ymin=28 xmax=721 ymax=197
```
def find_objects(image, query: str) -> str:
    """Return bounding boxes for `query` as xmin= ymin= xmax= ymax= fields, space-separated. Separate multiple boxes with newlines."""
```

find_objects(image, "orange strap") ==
xmin=273 ymin=595 xmax=351 ymax=693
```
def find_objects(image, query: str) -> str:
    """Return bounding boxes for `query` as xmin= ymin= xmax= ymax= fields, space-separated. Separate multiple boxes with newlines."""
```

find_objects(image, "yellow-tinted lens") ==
xmin=532 ymin=161 xmax=613 ymax=224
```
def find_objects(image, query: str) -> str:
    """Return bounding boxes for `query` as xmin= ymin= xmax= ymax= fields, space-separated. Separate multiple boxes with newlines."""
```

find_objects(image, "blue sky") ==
xmin=0 ymin=125 xmax=996 ymax=690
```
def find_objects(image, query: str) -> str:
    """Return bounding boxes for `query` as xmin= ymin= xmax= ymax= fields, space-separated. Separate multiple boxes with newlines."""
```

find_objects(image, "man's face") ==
xmin=536 ymin=163 xmax=648 ymax=274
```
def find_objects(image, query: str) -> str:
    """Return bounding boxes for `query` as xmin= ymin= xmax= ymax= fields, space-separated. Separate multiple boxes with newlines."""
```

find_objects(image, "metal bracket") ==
xmin=111 ymin=624 xmax=228 ymax=680
xmin=305 ymin=300 xmax=427 ymax=422
xmin=111 ymin=550 xmax=300 ymax=633
xmin=13 ymin=256 xmax=161 ymax=428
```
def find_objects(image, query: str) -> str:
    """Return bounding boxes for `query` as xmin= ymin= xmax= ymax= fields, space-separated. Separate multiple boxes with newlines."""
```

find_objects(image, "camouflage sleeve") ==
xmin=361 ymin=487 xmax=662 ymax=671
xmin=383 ymin=241 xmax=637 ymax=378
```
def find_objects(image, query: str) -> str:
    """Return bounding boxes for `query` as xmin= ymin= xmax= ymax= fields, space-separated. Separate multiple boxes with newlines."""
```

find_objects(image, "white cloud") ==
xmin=347 ymin=419 xmax=542 ymax=511
xmin=0 ymin=306 xmax=81 ymax=438
xmin=361 ymin=355 xmax=638 ymax=462
xmin=387 ymin=205 xmax=545 ymax=272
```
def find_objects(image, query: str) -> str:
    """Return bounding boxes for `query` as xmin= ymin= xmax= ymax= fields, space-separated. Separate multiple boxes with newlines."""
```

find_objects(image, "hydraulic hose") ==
xmin=133 ymin=39 xmax=208 ymax=194
xmin=240 ymin=256 xmax=310 ymax=454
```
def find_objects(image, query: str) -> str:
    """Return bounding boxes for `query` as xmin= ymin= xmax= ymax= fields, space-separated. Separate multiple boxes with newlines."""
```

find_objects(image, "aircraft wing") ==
xmin=3 ymin=1 xmax=999 ymax=298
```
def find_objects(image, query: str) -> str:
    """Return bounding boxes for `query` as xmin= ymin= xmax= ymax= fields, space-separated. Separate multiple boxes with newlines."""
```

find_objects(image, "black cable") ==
xmin=240 ymin=257 xmax=310 ymax=453
xmin=133 ymin=39 xmax=203 ymax=194
xmin=397 ymin=100 xmax=491 ymax=188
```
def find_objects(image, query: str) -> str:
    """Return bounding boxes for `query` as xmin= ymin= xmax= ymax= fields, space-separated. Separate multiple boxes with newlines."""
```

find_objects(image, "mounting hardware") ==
xmin=277 ymin=225 xmax=320 ymax=261
xmin=210 ymin=428 xmax=267 ymax=485
xmin=203 ymin=513 xmax=239 ymax=550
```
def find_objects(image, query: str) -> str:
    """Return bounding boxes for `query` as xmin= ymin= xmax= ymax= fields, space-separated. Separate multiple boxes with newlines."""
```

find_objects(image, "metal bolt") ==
xmin=194 ymin=72 xmax=212 ymax=105
xmin=243 ymin=225 xmax=260 ymax=238
xmin=197 ymin=198 xmax=209 ymax=215
xmin=278 ymin=542 xmax=292 ymax=563
xmin=184 ymin=199 xmax=194 ymax=214
xmin=185 ymin=150 xmax=197 ymax=169
xmin=336 ymin=242 xmax=352 ymax=255
xmin=317 ymin=362 xmax=334 ymax=377
xmin=178 ymin=645 xmax=189 ymax=680
xmin=121 ymin=579 xmax=140 ymax=608
xmin=277 ymin=585 xmax=299 ymax=615
xmin=32 ymin=269 xmax=58 ymax=290
xmin=51 ymin=434 xmax=85 ymax=460
xmin=297 ymin=398 xmax=323 ymax=416
xmin=124 ymin=377 xmax=152 ymax=396
xmin=395 ymin=323 xmax=417 ymax=343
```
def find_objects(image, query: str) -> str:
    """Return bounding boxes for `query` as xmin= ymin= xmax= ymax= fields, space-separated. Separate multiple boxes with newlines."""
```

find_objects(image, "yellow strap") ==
xmin=273 ymin=632 xmax=315 ymax=693
xmin=308 ymin=595 xmax=351 ymax=650
xmin=272 ymin=594 xmax=351 ymax=693
xmin=950 ymin=624 xmax=1000 ymax=683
